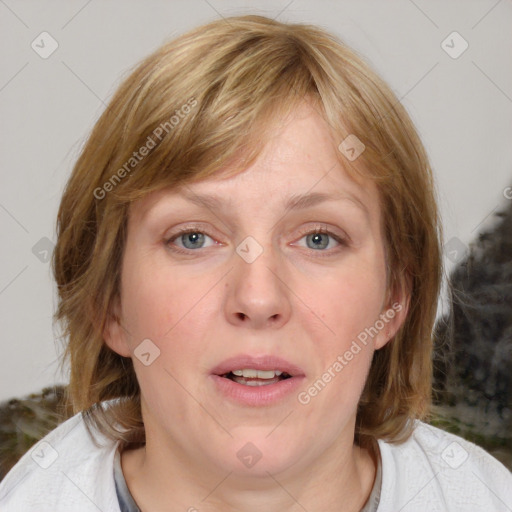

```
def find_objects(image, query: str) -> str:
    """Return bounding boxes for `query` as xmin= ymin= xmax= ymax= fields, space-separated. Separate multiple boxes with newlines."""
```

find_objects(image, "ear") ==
xmin=103 ymin=296 xmax=132 ymax=358
xmin=374 ymin=277 xmax=411 ymax=350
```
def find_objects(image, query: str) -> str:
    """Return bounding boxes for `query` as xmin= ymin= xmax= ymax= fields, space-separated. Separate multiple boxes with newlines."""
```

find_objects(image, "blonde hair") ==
xmin=52 ymin=15 xmax=442 ymax=450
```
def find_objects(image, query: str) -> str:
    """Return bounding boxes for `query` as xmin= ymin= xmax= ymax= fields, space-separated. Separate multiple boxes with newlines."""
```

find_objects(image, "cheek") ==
xmin=120 ymin=265 xmax=175 ymax=344
xmin=305 ymin=252 xmax=387 ymax=346
xmin=296 ymin=249 xmax=386 ymax=403
xmin=119 ymin=259 xmax=216 ymax=413
xmin=120 ymin=253 xmax=218 ymax=361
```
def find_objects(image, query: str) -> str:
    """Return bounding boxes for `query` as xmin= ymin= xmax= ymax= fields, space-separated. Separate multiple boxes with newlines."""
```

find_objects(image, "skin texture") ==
xmin=104 ymin=102 xmax=408 ymax=512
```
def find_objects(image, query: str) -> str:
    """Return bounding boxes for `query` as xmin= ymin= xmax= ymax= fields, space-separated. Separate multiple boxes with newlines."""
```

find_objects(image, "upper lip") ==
xmin=211 ymin=354 xmax=306 ymax=377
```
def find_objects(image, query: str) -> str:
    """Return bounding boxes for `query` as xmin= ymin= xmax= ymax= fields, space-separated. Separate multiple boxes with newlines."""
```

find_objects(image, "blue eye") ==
xmin=169 ymin=230 xmax=216 ymax=250
xmin=305 ymin=232 xmax=333 ymax=250
xmin=296 ymin=227 xmax=345 ymax=251
xmin=165 ymin=225 xmax=347 ymax=255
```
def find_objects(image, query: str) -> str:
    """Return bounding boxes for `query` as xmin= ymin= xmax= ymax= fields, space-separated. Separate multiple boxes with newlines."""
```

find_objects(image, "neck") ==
xmin=120 ymin=429 xmax=377 ymax=512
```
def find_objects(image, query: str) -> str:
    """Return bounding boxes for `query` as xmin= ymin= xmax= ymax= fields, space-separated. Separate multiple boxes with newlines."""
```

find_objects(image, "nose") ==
xmin=224 ymin=239 xmax=292 ymax=330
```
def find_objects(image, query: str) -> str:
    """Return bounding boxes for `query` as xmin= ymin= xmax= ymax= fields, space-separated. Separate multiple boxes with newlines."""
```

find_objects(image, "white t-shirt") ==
xmin=0 ymin=408 xmax=510 ymax=511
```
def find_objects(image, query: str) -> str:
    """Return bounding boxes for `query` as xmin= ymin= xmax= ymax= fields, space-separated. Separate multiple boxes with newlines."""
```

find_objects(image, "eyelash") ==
xmin=165 ymin=224 xmax=348 ymax=256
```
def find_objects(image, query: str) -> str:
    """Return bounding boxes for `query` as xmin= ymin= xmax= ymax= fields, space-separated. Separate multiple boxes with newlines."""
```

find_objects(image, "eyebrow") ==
xmin=181 ymin=190 xmax=369 ymax=216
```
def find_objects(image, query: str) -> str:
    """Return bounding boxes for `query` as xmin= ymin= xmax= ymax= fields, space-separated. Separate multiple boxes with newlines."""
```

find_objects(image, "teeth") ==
xmin=241 ymin=379 xmax=275 ymax=387
xmin=231 ymin=369 xmax=283 ymax=379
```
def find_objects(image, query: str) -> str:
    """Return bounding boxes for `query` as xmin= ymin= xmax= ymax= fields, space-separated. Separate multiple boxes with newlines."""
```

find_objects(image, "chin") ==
xmin=214 ymin=432 xmax=307 ymax=478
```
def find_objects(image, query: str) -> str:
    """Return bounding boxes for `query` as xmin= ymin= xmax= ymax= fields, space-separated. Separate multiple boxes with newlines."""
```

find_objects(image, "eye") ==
xmin=293 ymin=225 xmax=347 ymax=252
xmin=164 ymin=224 xmax=348 ymax=255
xmin=165 ymin=228 xmax=218 ymax=253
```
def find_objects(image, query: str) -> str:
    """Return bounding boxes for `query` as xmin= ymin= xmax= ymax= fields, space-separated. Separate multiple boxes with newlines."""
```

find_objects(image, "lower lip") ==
xmin=210 ymin=375 xmax=305 ymax=406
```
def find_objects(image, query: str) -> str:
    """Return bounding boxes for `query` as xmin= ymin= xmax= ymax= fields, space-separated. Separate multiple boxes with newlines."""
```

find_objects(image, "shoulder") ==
xmin=0 ymin=403 xmax=122 ymax=512
xmin=377 ymin=420 xmax=512 ymax=512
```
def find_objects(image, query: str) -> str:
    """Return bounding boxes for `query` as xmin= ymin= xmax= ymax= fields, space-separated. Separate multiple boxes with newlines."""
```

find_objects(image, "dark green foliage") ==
xmin=432 ymin=196 xmax=512 ymax=470
xmin=0 ymin=385 xmax=72 ymax=480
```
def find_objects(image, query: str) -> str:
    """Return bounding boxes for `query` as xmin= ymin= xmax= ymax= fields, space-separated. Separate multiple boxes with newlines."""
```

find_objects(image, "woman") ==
xmin=0 ymin=14 xmax=510 ymax=512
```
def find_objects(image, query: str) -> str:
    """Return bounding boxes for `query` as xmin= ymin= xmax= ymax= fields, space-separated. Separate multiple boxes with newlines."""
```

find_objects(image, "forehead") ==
xmin=130 ymin=102 xmax=379 ymax=224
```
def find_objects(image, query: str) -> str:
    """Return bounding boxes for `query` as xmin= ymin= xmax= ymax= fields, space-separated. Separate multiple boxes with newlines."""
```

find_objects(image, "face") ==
xmin=105 ymin=102 xmax=407 ymax=478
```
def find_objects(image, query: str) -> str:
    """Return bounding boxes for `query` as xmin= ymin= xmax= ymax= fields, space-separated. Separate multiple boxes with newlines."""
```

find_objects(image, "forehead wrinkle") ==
xmin=282 ymin=191 xmax=369 ymax=218
xmin=182 ymin=188 xmax=370 ymax=215
xmin=144 ymin=189 xmax=371 ymax=223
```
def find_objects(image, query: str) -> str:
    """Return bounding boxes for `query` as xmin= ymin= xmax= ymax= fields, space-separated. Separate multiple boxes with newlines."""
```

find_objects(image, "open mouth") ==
xmin=211 ymin=357 xmax=305 ymax=405
xmin=221 ymin=369 xmax=293 ymax=387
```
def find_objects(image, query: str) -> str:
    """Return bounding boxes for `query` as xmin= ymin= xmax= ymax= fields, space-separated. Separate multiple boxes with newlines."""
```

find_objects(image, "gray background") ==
xmin=1 ymin=0 xmax=511 ymax=401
